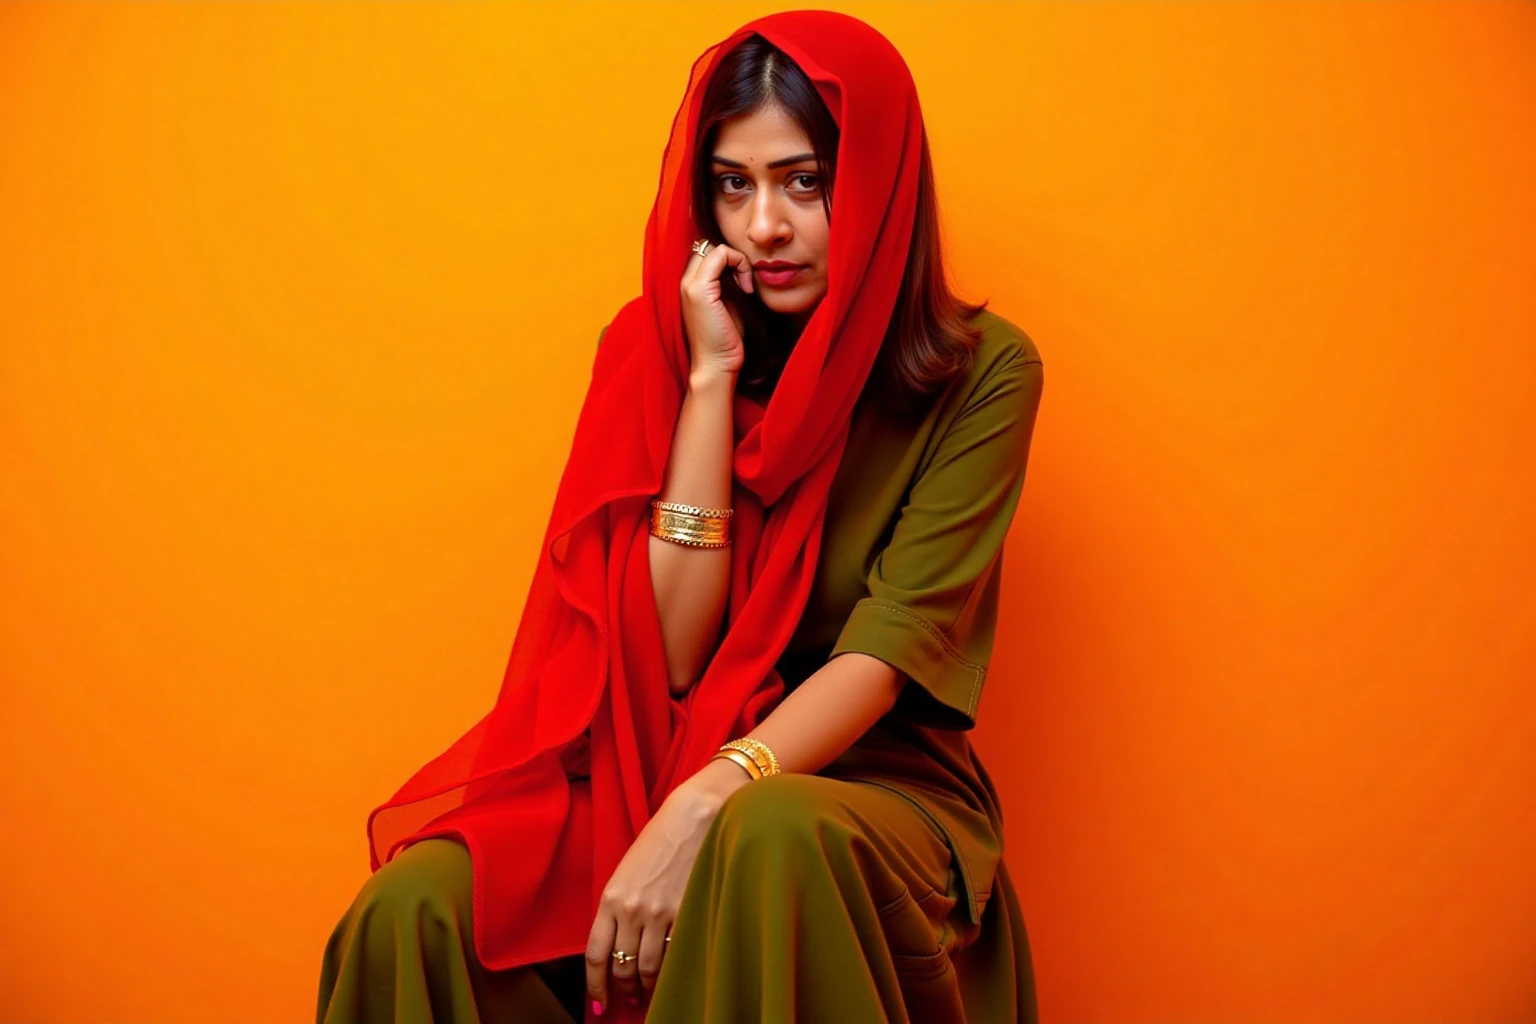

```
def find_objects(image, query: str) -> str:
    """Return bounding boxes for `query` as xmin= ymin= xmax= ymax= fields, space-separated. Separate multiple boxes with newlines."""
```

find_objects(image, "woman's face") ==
xmin=709 ymin=102 xmax=830 ymax=325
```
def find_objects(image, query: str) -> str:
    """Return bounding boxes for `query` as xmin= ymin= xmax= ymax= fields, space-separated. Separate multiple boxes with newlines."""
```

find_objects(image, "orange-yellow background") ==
xmin=2 ymin=2 xmax=1532 ymax=1021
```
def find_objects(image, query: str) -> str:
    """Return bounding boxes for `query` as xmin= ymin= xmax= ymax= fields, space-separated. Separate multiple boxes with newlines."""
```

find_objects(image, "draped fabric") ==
xmin=363 ymin=8 xmax=927 ymax=993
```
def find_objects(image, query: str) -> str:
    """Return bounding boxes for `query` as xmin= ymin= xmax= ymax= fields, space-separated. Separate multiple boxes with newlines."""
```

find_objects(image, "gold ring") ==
xmin=611 ymin=950 xmax=636 ymax=965
xmin=690 ymin=238 xmax=711 ymax=258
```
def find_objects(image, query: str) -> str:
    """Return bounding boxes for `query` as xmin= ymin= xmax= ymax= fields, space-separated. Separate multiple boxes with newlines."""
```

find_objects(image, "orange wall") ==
xmin=2 ymin=2 xmax=1532 ymax=1021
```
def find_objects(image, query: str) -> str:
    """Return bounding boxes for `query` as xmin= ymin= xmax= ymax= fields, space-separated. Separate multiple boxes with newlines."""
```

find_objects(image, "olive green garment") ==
xmin=778 ymin=308 xmax=1045 ymax=937
xmin=318 ymin=836 xmax=589 ymax=1024
xmin=315 ymin=309 xmax=1045 ymax=1023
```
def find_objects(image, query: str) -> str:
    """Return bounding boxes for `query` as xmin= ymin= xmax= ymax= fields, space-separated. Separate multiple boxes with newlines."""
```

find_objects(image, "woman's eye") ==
xmin=714 ymin=173 xmax=820 ymax=195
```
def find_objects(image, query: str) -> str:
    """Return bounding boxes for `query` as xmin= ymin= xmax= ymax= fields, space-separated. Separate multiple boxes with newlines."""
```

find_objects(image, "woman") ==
xmin=318 ymin=10 xmax=1044 ymax=1024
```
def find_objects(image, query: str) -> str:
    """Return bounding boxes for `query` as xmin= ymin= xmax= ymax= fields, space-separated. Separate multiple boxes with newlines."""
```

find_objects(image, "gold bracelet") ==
xmin=653 ymin=500 xmax=733 ymax=519
xmin=711 ymin=748 xmax=761 ymax=781
xmin=720 ymin=737 xmax=780 ymax=778
xmin=651 ymin=519 xmax=730 ymax=547
xmin=650 ymin=499 xmax=732 ymax=548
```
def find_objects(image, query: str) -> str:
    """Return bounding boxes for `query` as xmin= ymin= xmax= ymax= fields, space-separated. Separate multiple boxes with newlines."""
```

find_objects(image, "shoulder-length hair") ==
xmin=691 ymin=34 xmax=988 ymax=413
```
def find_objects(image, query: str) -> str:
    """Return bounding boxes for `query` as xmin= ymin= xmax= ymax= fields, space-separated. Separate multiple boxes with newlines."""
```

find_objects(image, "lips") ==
xmin=754 ymin=264 xmax=806 ymax=287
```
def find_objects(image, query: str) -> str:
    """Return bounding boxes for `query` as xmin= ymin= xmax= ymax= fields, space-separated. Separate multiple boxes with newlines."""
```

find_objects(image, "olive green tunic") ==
xmin=778 ymin=308 xmax=1044 ymax=926
xmin=317 ymin=309 xmax=1045 ymax=1023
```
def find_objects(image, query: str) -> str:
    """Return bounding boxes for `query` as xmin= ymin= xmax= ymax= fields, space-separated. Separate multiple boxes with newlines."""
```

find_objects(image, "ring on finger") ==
xmin=690 ymin=238 xmax=711 ymax=258
xmin=612 ymin=950 xmax=636 ymax=965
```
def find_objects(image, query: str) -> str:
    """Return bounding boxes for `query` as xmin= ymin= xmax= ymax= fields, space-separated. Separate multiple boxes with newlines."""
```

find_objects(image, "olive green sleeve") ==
xmin=830 ymin=354 xmax=1045 ymax=730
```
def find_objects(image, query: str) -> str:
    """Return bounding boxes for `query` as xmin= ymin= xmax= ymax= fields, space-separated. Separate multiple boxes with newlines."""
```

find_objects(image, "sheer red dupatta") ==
xmin=363 ymin=9 xmax=926 ymax=979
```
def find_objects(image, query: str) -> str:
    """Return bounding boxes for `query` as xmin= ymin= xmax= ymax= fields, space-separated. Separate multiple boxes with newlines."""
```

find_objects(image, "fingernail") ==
xmin=592 ymin=1000 xmax=604 ymax=1016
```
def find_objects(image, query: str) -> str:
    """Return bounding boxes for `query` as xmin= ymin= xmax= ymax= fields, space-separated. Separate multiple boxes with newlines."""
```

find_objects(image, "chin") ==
xmin=760 ymin=287 xmax=825 ymax=320
xmin=763 ymin=298 xmax=815 ymax=318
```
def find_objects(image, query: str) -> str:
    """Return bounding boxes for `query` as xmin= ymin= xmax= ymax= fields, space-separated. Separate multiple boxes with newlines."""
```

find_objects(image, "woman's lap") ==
xmin=318 ymin=773 xmax=963 ymax=1023
xmin=650 ymin=772 xmax=969 ymax=1023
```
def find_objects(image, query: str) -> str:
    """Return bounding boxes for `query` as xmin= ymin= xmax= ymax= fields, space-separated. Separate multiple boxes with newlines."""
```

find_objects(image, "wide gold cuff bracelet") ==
xmin=719 ymin=737 xmax=780 ymax=779
xmin=650 ymin=499 xmax=732 ymax=548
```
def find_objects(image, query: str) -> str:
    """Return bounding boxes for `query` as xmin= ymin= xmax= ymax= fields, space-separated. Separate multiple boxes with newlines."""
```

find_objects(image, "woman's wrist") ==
xmin=673 ymin=756 xmax=754 ymax=818
xmin=688 ymin=366 xmax=737 ymax=394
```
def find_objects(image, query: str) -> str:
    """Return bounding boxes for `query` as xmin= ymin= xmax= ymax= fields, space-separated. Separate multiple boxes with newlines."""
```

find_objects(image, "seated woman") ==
xmin=317 ymin=10 xmax=1045 ymax=1024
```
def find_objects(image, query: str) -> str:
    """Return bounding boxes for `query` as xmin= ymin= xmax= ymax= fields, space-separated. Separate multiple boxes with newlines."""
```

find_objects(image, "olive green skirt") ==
xmin=317 ymin=773 xmax=1036 ymax=1023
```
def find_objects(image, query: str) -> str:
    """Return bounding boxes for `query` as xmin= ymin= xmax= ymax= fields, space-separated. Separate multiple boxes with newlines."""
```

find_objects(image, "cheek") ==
xmin=800 ymin=219 xmax=830 ymax=262
xmin=712 ymin=203 xmax=741 ymax=242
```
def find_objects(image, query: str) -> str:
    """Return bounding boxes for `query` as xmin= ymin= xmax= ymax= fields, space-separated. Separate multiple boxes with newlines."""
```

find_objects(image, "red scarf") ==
xmin=365 ymin=7 xmax=925 ymax=989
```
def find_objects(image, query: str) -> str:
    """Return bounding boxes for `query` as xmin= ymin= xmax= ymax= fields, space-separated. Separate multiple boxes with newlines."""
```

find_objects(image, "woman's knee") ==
xmin=339 ymin=837 xmax=474 ymax=957
xmin=712 ymin=774 xmax=857 ymax=862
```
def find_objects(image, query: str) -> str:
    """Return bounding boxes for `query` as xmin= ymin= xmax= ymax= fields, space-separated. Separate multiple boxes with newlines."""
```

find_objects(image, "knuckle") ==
xmin=584 ymin=949 xmax=608 ymax=968
xmin=618 ymin=897 xmax=642 ymax=917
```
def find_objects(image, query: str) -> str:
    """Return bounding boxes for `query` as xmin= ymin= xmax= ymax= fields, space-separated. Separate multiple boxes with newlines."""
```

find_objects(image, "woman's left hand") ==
xmin=585 ymin=758 xmax=751 ymax=1012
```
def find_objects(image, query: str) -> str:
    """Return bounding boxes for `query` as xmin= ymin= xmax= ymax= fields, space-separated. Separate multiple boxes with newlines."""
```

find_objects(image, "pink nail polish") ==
xmin=592 ymin=1000 xmax=604 ymax=1016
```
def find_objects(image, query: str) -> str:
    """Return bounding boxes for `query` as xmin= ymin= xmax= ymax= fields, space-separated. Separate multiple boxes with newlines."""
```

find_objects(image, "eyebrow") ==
xmin=710 ymin=152 xmax=817 ymax=170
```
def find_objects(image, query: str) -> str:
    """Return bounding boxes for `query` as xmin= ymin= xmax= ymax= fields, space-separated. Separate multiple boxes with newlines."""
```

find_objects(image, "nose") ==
xmin=745 ymin=189 xmax=792 ymax=250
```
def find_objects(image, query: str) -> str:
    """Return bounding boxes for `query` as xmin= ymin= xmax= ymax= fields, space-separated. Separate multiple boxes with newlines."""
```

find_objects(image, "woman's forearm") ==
xmin=688 ymin=652 xmax=905 ymax=800
xmin=650 ymin=369 xmax=736 ymax=696
xmin=749 ymin=652 xmax=904 ymax=773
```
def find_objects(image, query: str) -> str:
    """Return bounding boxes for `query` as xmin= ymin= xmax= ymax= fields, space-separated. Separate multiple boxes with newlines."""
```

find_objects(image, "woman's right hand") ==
xmin=680 ymin=240 xmax=754 ymax=381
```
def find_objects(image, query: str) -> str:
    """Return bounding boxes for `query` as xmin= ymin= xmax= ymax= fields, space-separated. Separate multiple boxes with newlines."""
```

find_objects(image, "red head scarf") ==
xmin=365 ymin=8 xmax=925 ymax=981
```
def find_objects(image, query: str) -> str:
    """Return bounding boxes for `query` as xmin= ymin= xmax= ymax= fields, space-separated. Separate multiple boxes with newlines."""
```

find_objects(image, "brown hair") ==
xmin=691 ymin=34 xmax=988 ymax=412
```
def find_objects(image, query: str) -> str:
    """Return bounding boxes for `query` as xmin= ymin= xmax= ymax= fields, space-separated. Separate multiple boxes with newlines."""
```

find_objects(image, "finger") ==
xmin=610 ymin=916 xmax=644 ymax=1005
xmin=584 ymin=912 xmax=616 ymax=1016
xmin=636 ymin=918 xmax=671 ymax=999
xmin=681 ymin=239 xmax=717 ymax=287
xmin=710 ymin=244 xmax=755 ymax=294
xmin=685 ymin=242 xmax=751 ymax=296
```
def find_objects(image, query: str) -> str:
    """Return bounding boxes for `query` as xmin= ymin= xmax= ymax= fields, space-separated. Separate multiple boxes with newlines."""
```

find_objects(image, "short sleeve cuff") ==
xmin=829 ymin=597 xmax=985 ymax=730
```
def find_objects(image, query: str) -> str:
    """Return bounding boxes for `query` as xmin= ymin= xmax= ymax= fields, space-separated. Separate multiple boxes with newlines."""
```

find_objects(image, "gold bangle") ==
xmin=652 ymin=500 xmax=733 ymax=519
xmin=651 ymin=519 xmax=730 ymax=545
xmin=711 ymin=748 xmax=761 ymax=781
xmin=650 ymin=500 xmax=732 ymax=548
xmin=651 ymin=521 xmax=730 ymax=548
xmin=720 ymin=738 xmax=780 ymax=778
xmin=722 ymin=737 xmax=777 ymax=773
